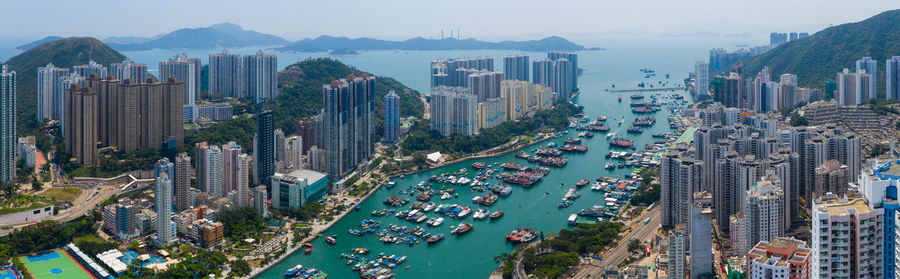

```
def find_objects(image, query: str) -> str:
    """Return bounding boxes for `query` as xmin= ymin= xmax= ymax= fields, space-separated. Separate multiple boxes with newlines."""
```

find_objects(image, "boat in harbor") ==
xmin=286 ymin=265 xmax=305 ymax=277
xmin=451 ymin=223 xmax=473 ymax=234
xmin=606 ymin=132 xmax=615 ymax=139
xmin=627 ymin=127 xmax=644 ymax=134
xmin=575 ymin=179 xmax=590 ymax=188
xmin=473 ymin=209 xmax=489 ymax=219
xmin=567 ymin=214 xmax=578 ymax=225
xmin=558 ymin=199 xmax=574 ymax=208
xmin=597 ymin=116 xmax=607 ymax=121
xmin=427 ymin=233 xmax=444 ymax=244
xmin=605 ymin=163 xmax=615 ymax=170
xmin=609 ymin=137 xmax=636 ymax=149
xmin=427 ymin=217 xmax=444 ymax=227
xmin=630 ymin=94 xmax=644 ymax=100
xmin=632 ymin=104 xmax=660 ymax=114
xmin=564 ymin=188 xmax=581 ymax=200
xmin=618 ymin=96 xmax=622 ymax=102
xmin=324 ymin=236 xmax=337 ymax=245
xmin=651 ymin=133 xmax=669 ymax=138
xmin=564 ymin=138 xmax=582 ymax=145
xmin=471 ymin=162 xmax=486 ymax=169
xmin=632 ymin=116 xmax=656 ymax=126
xmin=489 ymin=210 xmax=504 ymax=219
xmin=505 ymin=227 xmax=537 ymax=243
xmin=559 ymin=144 xmax=588 ymax=152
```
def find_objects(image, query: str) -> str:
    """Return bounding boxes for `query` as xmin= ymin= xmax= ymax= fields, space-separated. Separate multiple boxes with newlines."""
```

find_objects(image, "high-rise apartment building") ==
xmin=159 ymin=54 xmax=201 ymax=122
xmin=222 ymin=141 xmax=241 ymax=194
xmin=64 ymin=84 xmax=98 ymax=165
xmin=383 ymin=90 xmax=400 ymax=144
xmin=235 ymin=153 xmax=250 ymax=207
xmin=36 ymin=63 xmax=69 ymax=121
xmin=244 ymin=50 xmax=278 ymax=103
xmin=73 ymin=60 xmax=107 ymax=80
xmin=724 ymin=72 xmax=743 ymax=108
xmin=0 ymin=65 xmax=15 ymax=183
xmin=477 ymin=97 xmax=506 ymax=130
xmin=740 ymin=173 xmax=784 ymax=254
xmin=533 ymin=58 xmax=574 ymax=102
xmin=660 ymin=145 xmax=702 ymax=228
xmin=667 ymin=224 xmax=687 ymax=279
xmin=856 ymin=57 xmax=878 ymax=98
xmin=690 ymin=200 xmax=713 ymax=279
xmin=695 ymin=61 xmax=710 ymax=97
xmin=466 ymin=70 xmax=503 ymax=103
xmin=254 ymin=185 xmax=268 ymax=217
xmin=810 ymin=195 xmax=883 ymax=278
xmin=256 ymin=110 xmax=275 ymax=186
xmin=837 ymin=68 xmax=874 ymax=105
xmin=209 ymin=50 xmax=244 ymax=99
xmin=548 ymin=51 xmax=578 ymax=95
xmin=111 ymin=60 xmax=148 ymax=84
xmin=858 ymin=161 xmax=900 ymax=279
xmin=814 ymin=159 xmax=848 ymax=198
xmin=322 ymin=76 xmax=375 ymax=178
xmin=115 ymin=78 xmax=184 ymax=151
xmin=887 ymin=56 xmax=900 ymax=100
xmin=503 ymin=54 xmax=529 ymax=81
xmin=199 ymin=145 xmax=223 ymax=196
xmin=153 ymin=173 xmax=174 ymax=247
xmin=747 ymin=237 xmax=810 ymax=279
xmin=174 ymin=153 xmax=191 ymax=212
xmin=429 ymin=86 xmax=478 ymax=137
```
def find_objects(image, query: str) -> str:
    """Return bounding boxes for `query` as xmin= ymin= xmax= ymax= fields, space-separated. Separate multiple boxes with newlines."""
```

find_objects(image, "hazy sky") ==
xmin=5 ymin=0 xmax=899 ymax=42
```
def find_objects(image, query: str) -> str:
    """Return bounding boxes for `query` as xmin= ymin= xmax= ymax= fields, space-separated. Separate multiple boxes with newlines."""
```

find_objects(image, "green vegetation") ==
xmin=118 ymin=249 xmax=228 ymax=279
xmin=37 ymin=187 xmax=81 ymax=203
xmin=217 ymin=207 xmax=266 ymax=240
xmin=790 ymin=112 xmax=808 ymax=127
xmin=275 ymin=201 xmax=324 ymax=221
xmin=73 ymin=234 xmax=118 ymax=256
xmin=738 ymin=10 xmax=900 ymax=93
xmin=518 ymin=222 xmax=623 ymax=278
xmin=871 ymin=143 xmax=890 ymax=157
xmin=186 ymin=58 xmax=424 ymax=152
xmin=869 ymin=99 xmax=900 ymax=115
xmin=4 ymin=37 xmax=127 ymax=134
xmin=274 ymin=58 xmax=423 ymax=136
xmin=230 ymin=259 xmax=251 ymax=277
xmin=402 ymin=102 xmax=582 ymax=156
xmin=58 ymin=147 xmax=161 ymax=178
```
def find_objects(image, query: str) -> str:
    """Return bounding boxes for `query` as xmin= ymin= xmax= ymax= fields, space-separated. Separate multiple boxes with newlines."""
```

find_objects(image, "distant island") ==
xmin=329 ymin=48 xmax=359 ymax=56
xmin=277 ymin=35 xmax=596 ymax=52
xmin=14 ymin=36 xmax=62 ymax=51
xmin=105 ymin=22 xmax=290 ymax=51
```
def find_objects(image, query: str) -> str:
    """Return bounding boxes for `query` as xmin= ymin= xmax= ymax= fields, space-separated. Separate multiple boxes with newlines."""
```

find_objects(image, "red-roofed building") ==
xmin=747 ymin=237 xmax=810 ymax=279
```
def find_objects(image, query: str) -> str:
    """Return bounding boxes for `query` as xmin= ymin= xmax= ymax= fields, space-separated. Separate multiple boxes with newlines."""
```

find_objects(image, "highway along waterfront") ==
xmin=257 ymin=45 xmax=702 ymax=278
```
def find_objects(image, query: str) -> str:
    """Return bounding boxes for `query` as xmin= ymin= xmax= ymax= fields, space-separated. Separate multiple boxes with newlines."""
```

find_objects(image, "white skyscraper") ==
xmin=244 ymin=50 xmax=278 ymax=103
xmin=429 ymin=86 xmax=478 ymax=136
xmin=660 ymin=145 xmax=702 ymax=228
xmin=153 ymin=173 xmax=174 ymax=246
xmin=0 ymin=64 xmax=15 ymax=183
xmin=667 ymin=224 xmax=687 ymax=279
xmin=36 ymin=63 xmax=69 ymax=121
xmin=73 ymin=60 xmax=107 ymax=79
xmin=201 ymin=145 xmax=224 ymax=196
xmin=159 ymin=53 xmax=201 ymax=122
xmin=695 ymin=61 xmax=709 ymax=97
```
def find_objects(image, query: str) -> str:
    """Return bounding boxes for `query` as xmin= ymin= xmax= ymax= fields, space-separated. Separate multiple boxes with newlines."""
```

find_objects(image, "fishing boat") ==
xmin=605 ymin=163 xmax=615 ymax=170
xmin=471 ymin=162 xmax=486 ymax=169
xmin=489 ymin=210 xmax=504 ymax=219
xmin=575 ymin=179 xmax=590 ymax=187
xmin=630 ymin=94 xmax=644 ymax=100
xmin=606 ymin=132 xmax=615 ymax=139
xmin=427 ymin=233 xmax=444 ymax=243
xmin=558 ymin=199 xmax=574 ymax=208
xmin=627 ymin=127 xmax=644 ymax=134
xmin=451 ymin=223 xmax=473 ymax=234
xmin=609 ymin=137 xmax=636 ymax=149
xmin=597 ymin=116 xmax=607 ymax=121
xmin=324 ymin=236 xmax=337 ymax=245
xmin=632 ymin=104 xmax=660 ymax=114
xmin=651 ymin=133 xmax=668 ymax=138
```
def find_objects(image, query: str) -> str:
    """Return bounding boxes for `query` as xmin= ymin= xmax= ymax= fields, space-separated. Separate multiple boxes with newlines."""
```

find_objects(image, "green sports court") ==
xmin=18 ymin=250 xmax=94 ymax=279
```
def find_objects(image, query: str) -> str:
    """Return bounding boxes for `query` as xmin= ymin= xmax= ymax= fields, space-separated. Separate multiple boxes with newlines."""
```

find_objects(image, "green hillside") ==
xmin=739 ymin=9 xmax=900 ymax=95
xmin=185 ymin=58 xmax=424 ymax=151
xmin=4 ymin=37 xmax=128 ymax=133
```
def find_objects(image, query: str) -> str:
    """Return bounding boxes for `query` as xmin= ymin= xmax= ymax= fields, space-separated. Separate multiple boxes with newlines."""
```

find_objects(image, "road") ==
xmin=569 ymin=206 xmax=660 ymax=278
xmin=0 ymin=184 xmax=122 ymax=236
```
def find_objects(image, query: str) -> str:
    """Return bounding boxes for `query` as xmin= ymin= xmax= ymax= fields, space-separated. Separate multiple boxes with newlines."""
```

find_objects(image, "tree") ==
xmin=31 ymin=180 xmax=42 ymax=191
xmin=217 ymin=207 xmax=265 ymax=240
xmin=627 ymin=239 xmax=642 ymax=253
xmin=230 ymin=259 xmax=251 ymax=277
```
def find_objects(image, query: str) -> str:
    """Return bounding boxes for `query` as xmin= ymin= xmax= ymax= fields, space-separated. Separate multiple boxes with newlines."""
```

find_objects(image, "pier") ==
xmin=608 ymin=87 xmax=685 ymax=93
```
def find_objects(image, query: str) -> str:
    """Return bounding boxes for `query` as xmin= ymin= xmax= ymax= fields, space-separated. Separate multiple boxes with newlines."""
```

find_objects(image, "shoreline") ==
xmin=244 ymin=133 xmax=556 ymax=278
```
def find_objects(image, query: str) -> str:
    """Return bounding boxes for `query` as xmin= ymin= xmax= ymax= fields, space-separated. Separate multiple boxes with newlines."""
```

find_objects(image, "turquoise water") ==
xmin=246 ymin=41 xmax=707 ymax=278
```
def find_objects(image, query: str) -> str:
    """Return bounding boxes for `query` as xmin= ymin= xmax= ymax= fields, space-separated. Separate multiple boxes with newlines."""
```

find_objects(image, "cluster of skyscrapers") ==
xmin=428 ymin=52 xmax=573 ymax=136
xmin=769 ymin=32 xmax=810 ymax=45
xmin=208 ymin=50 xmax=278 ymax=103
xmin=705 ymin=64 xmax=818 ymax=113
xmin=660 ymin=103 xmax=895 ymax=278
xmin=322 ymin=75 xmax=376 ymax=178
xmin=158 ymin=54 xmax=201 ymax=122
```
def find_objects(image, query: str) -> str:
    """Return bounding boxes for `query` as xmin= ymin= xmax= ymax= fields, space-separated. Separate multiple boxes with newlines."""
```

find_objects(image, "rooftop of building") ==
xmin=284 ymin=169 xmax=327 ymax=183
xmin=748 ymin=237 xmax=809 ymax=266
xmin=874 ymin=160 xmax=900 ymax=180
xmin=817 ymin=197 xmax=872 ymax=215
